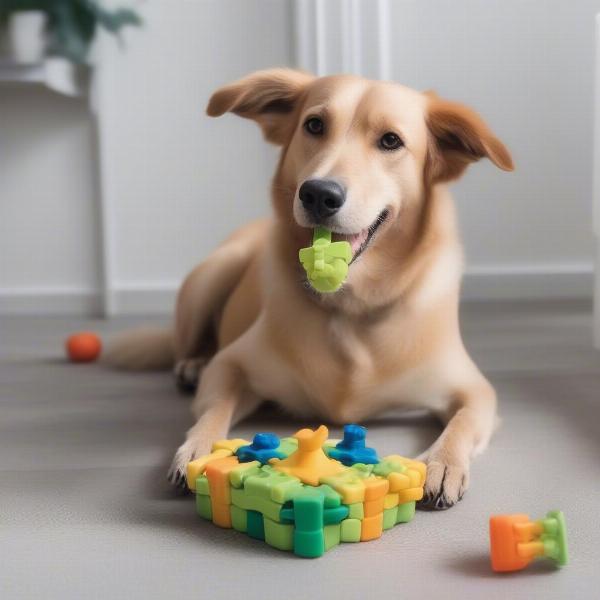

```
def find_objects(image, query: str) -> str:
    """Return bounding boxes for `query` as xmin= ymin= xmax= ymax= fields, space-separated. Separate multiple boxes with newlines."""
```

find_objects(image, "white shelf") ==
xmin=0 ymin=57 xmax=86 ymax=97
xmin=0 ymin=59 xmax=46 ymax=83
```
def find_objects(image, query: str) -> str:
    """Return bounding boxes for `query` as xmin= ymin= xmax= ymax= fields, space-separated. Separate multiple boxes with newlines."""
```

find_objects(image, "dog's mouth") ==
xmin=331 ymin=209 xmax=390 ymax=264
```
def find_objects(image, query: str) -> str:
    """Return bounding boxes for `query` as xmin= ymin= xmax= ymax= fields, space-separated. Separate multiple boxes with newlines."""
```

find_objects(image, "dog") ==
xmin=106 ymin=69 xmax=513 ymax=509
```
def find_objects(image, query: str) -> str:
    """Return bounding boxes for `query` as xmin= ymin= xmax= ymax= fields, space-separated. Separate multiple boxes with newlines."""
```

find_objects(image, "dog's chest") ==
xmin=253 ymin=311 xmax=424 ymax=423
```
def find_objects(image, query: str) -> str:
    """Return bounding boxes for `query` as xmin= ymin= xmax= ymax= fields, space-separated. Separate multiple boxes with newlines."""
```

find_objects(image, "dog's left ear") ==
xmin=425 ymin=93 xmax=514 ymax=184
xmin=206 ymin=68 xmax=315 ymax=145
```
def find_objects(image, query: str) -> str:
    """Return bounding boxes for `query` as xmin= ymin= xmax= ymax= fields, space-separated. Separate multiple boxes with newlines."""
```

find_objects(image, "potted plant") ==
xmin=0 ymin=0 xmax=141 ymax=65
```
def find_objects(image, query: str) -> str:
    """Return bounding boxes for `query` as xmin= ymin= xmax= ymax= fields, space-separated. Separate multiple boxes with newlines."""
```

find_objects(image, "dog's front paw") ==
xmin=419 ymin=459 xmax=469 ymax=510
xmin=173 ymin=358 xmax=207 ymax=393
xmin=166 ymin=461 xmax=189 ymax=491
xmin=167 ymin=437 xmax=211 ymax=491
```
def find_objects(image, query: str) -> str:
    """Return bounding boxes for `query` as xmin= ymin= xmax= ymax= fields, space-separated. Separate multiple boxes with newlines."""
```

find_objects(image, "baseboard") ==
xmin=461 ymin=263 xmax=594 ymax=300
xmin=112 ymin=281 xmax=178 ymax=315
xmin=0 ymin=286 xmax=102 ymax=315
xmin=0 ymin=265 xmax=594 ymax=315
xmin=0 ymin=283 xmax=177 ymax=316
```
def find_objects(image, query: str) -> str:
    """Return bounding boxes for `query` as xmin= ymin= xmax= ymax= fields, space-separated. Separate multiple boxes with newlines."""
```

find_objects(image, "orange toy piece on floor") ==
xmin=489 ymin=511 xmax=568 ymax=572
xmin=66 ymin=332 xmax=102 ymax=362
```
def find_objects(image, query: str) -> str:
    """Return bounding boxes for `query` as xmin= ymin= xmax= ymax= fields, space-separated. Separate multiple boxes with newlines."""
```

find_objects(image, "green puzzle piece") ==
xmin=396 ymin=502 xmax=416 ymax=523
xmin=373 ymin=458 xmax=407 ymax=478
xmin=264 ymin=517 xmax=294 ymax=551
xmin=279 ymin=486 xmax=348 ymax=558
xmin=247 ymin=510 xmax=265 ymax=540
xmin=231 ymin=487 xmax=284 ymax=522
xmin=299 ymin=227 xmax=352 ymax=293
xmin=243 ymin=467 xmax=305 ymax=504
xmin=383 ymin=507 xmax=398 ymax=530
xmin=280 ymin=487 xmax=346 ymax=526
xmin=315 ymin=484 xmax=343 ymax=508
xmin=196 ymin=494 xmax=212 ymax=520
xmin=324 ymin=524 xmax=341 ymax=551
xmin=195 ymin=475 xmax=210 ymax=495
xmin=320 ymin=469 xmax=366 ymax=503
xmin=340 ymin=518 xmax=361 ymax=542
xmin=539 ymin=510 xmax=569 ymax=566
xmin=350 ymin=463 xmax=375 ymax=477
xmin=229 ymin=461 xmax=261 ymax=489
xmin=230 ymin=505 xmax=247 ymax=532
xmin=286 ymin=489 xmax=326 ymax=558
xmin=347 ymin=503 xmax=364 ymax=520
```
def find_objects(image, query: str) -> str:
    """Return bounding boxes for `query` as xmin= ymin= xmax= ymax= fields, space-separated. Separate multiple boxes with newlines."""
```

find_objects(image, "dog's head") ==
xmin=207 ymin=69 xmax=513 ymax=297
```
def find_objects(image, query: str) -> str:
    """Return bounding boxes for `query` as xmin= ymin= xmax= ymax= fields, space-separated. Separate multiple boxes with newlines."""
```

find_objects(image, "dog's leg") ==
xmin=173 ymin=357 xmax=208 ymax=393
xmin=167 ymin=355 xmax=260 ymax=488
xmin=174 ymin=220 xmax=269 ymax=362
xmin=171 ymin=222 xmax=268 ymax=394
xmin=418 ymin=378 xmax=496 ymax=510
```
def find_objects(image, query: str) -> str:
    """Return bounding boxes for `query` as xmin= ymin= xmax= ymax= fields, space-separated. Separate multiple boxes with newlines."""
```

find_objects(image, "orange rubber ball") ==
xmin=66 ymin=332 xmax=102 ymax=363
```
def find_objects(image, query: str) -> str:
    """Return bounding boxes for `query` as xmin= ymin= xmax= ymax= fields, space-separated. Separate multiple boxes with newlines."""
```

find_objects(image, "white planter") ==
xmin=44 ymin=57 xmax=86 ymax=97
xmin=8 ymin=11 xmax=46 ymax=64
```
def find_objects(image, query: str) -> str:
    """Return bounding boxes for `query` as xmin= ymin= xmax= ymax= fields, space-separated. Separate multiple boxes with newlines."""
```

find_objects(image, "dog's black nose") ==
xmin=299 ymin=179 xmax=346 ymax=221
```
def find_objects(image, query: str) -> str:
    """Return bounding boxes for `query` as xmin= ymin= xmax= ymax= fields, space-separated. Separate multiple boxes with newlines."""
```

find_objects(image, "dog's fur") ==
xmin=106 ymin=69 xmax=513 ymax=509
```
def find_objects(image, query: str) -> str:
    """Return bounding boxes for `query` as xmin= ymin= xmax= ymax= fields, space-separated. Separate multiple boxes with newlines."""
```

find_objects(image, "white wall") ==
xmin=0 ymin=87 xmax=101 ymax=313
xmin=1 ymin=0 xmax=599 ymax=314
xmin=388 ymin=0 xmax=600 ymax=299
xmin=101 ymin=0 xmax=294 ymax=313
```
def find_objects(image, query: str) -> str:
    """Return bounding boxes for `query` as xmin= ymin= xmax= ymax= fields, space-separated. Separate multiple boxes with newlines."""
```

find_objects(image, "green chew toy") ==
xmin=299 ymin=227 xmax=352 ymax=293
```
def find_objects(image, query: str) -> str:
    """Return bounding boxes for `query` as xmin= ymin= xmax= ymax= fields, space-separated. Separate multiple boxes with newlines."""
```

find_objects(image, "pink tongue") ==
xmin=333 ymin=229 xmax=368 ymax=254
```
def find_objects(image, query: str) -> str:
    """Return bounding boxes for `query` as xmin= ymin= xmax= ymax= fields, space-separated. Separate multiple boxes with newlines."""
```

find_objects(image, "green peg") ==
xmin=298 ymin=227 xmax=352 ymax=293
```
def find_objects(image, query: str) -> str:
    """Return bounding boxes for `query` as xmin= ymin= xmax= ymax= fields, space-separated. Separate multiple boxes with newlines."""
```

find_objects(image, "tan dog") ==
xmin=107 ymin=69 xmax=513 ymax=509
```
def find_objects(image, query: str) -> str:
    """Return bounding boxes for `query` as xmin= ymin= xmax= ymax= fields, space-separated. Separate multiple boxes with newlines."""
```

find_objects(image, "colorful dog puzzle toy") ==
xmin=489 ymin=510 xmax=569 ymax=572
xmin=186 ymin=424 xmax=426 ymax=558
xmin=299 ymin=227 xmax=352 ymax=293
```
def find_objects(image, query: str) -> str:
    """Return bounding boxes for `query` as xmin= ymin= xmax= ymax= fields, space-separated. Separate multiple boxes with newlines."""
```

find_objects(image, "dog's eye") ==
xmin=379 ymin=132 xmax=404 ymax=151
xmin=304 ymin=117 xmax=324 ymax=136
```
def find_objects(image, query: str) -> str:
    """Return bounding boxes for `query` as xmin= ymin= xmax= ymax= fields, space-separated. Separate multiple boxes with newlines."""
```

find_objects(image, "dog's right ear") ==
xmin=206 ymin=68 xmax=315 ymax=145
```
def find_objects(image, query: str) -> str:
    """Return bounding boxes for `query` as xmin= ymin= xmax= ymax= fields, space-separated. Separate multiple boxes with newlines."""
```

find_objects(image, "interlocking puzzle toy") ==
xmin=186 ymin=424 xmax=426 ymax=558
xmin=489 ymin=510 xmax=569 ymax=572
xmin=299 ymin=227 xmax=352 ymax=293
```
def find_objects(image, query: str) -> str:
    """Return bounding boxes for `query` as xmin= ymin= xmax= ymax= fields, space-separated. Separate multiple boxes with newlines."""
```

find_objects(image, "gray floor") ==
xmin=1 ymin=301 xmax=599 ymax=599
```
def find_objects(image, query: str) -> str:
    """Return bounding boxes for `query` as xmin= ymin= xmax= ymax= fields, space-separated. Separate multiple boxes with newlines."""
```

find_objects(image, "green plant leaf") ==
xmin=89 ymin=6 xmax=142 ymax=32
xmin=1 ymin=0 xmax=141 ymax=63
xmin=46 ymin=1 xmax=91 ymax=63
